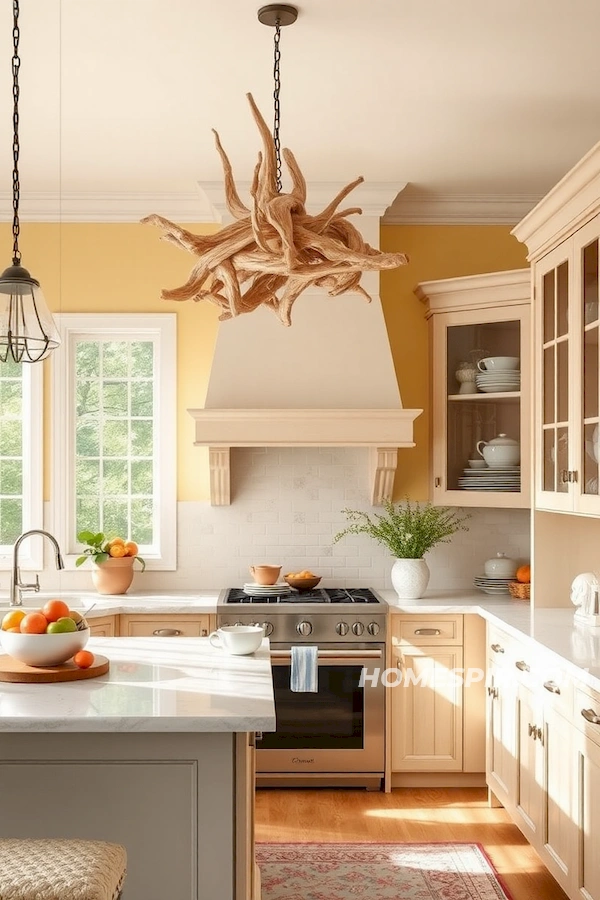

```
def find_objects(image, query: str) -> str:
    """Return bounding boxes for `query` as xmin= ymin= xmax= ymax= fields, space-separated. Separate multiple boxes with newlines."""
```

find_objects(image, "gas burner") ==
xmin=223 ymin=587 xmax=382 ymax=605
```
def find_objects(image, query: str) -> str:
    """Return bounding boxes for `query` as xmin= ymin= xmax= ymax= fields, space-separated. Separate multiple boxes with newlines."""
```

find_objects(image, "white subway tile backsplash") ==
xmin=39 ymin=448 xmax=530 ymax=593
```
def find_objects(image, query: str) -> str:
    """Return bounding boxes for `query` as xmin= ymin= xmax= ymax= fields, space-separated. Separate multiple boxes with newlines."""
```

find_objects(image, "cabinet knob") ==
xmin=515 ymin=660 xmax=530 ymax=672
xmin=152 ymin=628 xmax=182 ymax=636
xmin=434 ymin=477 xmax=441 ymax=488
xmin=491 ymin=643 xmax=504 ymax=654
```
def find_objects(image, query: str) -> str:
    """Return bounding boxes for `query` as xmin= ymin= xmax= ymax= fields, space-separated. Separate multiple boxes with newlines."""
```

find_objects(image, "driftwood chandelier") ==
xmin=142 ymin=4 xmax=408 ymax=326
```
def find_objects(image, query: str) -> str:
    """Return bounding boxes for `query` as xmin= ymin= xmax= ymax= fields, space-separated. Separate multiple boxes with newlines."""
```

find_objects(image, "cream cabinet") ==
xmin=513 ymin=141 xmax=600 ymax=516
xmin=390 ymin=614 xmax=485 ymax=776
xmin=485 ymin=624 xmax=576 ymax=896
xmin=119 ymin=614 xmax=213 ymax=637
xmin=87 ymin=615 xmax=118 ymax=637
xmin=416 ymin=269 xmax=531 ymax=508
xmin=573 ymin=681 xmax=600 ymax=900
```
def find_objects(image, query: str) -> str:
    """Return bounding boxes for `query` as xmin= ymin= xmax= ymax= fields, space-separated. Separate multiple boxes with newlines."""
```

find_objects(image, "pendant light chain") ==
xmin=272 ymin=19 xmax=282 ymax=193
xmin=11 ymin=0 xmax=21 ymax=266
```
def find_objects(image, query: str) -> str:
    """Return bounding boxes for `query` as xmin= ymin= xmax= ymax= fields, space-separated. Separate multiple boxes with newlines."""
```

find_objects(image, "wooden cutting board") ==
xmin=0 ymin=654 xmax=109 ymax=683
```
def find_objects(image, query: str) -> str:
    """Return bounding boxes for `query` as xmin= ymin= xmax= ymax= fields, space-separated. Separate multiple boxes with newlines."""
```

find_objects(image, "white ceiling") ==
xmin=2 ymin=0 xmax=600 ymax=223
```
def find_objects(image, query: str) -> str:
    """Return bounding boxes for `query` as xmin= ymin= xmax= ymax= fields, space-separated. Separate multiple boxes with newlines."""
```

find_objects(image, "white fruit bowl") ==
xmin=0 ymin=628 xmax=90 ymax=667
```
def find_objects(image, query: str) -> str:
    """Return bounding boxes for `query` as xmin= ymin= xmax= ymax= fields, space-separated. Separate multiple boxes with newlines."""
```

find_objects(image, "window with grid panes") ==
xmin=52 ymin=314 xmax=176 ymax=570
xmin=0 ymin=357 xmax=43 ymax=568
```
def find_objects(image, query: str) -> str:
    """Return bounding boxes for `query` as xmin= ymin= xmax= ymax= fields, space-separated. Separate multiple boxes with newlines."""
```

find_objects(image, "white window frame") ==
xmin=0 ymin=362 xmax=44 ymax=571
xmin=51 ymin=313 xmax=177 ymax=571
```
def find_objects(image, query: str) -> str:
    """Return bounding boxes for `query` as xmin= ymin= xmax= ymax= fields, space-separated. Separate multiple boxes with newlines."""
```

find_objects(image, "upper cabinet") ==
xmin=513 ymin=140 xmax=600 ymax=515
xmin=416 ymin=270 xmax=531 ymax=508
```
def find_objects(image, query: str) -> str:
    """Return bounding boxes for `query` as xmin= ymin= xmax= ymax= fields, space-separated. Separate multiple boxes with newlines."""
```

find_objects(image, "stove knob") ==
xmin=261 ymin=621 xmax=274 ymax=637
xmin=296 ymin=621 xmax=313 ymax=636
xmin=367 ymin=622 xmax=381 ymax=636
xmin=336 ymin=622 xmax=350 ymax=636
xmin=352 ymin=622 xmax=365 ymax=636
xmin=234 ymin=621 xmax=244 ymax=627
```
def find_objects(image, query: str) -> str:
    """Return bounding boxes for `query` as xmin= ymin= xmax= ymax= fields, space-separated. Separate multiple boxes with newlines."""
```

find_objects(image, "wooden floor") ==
xmin=255 ymin=787 xmax=568 ymax=900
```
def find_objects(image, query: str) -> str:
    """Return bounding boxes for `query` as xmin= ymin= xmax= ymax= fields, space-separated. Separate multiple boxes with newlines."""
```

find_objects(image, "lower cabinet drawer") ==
xmin=119 ymin=615 xmax=211 ymax=637
xmin=392 ymin=614 xmax=463 ymax=646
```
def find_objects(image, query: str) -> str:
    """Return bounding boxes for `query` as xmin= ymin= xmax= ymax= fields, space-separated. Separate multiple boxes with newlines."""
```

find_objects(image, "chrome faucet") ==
xmin=10 ymin=530 xmax=65 ymax=607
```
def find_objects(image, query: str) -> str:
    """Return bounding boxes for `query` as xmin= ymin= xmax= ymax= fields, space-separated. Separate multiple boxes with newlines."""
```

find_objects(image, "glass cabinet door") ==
xmin=537 ymin=251 xmax=571 ymax=508
xmin=432 ymin=305 xmax=530 ymax=509
xmin=575 ymin=220 xmax=600 ymax=514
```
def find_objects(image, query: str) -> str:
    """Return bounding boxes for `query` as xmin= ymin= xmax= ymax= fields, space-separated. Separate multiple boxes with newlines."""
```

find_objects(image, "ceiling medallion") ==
xmin=142 ymin=5 xmax=408 ymax=326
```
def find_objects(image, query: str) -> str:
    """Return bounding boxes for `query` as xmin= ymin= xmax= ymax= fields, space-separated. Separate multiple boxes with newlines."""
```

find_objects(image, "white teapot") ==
xmin=476 ymin=433 xmax=520 ymax=468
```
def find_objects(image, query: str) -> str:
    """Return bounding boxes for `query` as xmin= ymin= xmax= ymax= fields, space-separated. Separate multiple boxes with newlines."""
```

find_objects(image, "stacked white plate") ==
xmin=473 ymin=575 xmax=512 ymax=595
xmin=476 ymin=370 xmax=520 ymax=393
xmin=243 ymin=582 xmax=292 ymax=596
xmin=458 ymin=466 xmax=521 ymax=492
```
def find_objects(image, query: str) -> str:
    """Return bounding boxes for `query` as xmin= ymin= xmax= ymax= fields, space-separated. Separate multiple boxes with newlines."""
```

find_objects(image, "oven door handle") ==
xmin=269 ymin=649 xmax=383 ymax=662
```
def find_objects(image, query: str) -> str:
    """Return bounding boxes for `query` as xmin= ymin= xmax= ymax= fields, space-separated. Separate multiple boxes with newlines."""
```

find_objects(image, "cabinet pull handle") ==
xmin=528 ymin=723 xmax=535 ymax=737
xmin=434 ymin=477 xmax=441 ymax=488
xmin=569 ymin=470 xmax=579 ymax=483
xmin=255 ymin=731 xmax=263 ymax=742
xmin=581 ymin=708 xmax=600 ymax=725
xmin=152 ymin=628 xmax=183 ymax=637
xmin=414 ymin=628 xmax=441 ymax=636
xmin=515 ymin=660 xmax=530 ymax=672
xmin=536 ymin=726 xmax=544 ymax=745
xmin=487 ymin=686 xmax=498 ymax=699
xmin=491 ymin=643 xmax=504 ymax=653
xmin=543 ymin=680 xmax=561 ymax=694
xmin=560 ymin=469 xmax=569 ymax=484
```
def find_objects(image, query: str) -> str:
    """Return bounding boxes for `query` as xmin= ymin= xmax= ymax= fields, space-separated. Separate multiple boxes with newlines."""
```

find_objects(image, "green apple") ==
xmin=47 ymin=617 xmax=77 ymax=634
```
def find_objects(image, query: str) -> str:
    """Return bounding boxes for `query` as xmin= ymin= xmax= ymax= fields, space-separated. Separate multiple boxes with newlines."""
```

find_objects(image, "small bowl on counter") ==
xmin=0 ymin=628 xmax=90 ymax=667
xmin=284 ymin=573 xmax=322 ymax=592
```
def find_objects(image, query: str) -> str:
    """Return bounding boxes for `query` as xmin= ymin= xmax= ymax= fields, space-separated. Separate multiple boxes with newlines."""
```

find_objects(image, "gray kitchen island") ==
xmin=0 ymin=636 xmax=275 ymax=900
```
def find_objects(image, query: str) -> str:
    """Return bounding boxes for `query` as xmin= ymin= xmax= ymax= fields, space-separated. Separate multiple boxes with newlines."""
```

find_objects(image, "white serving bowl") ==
xmin=0 ymin=628 xmax=90 ymax=667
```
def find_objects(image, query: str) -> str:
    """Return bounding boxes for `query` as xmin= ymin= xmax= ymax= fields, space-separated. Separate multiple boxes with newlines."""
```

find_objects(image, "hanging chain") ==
xmin=11 ymin=0 xmax=21 ymax=265
xmin=272 ymin=19 xmax=282 ymax=193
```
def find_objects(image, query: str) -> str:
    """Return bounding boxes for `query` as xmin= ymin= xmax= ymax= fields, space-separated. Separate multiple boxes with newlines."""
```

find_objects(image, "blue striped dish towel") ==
xmin=290 ymin=645 xmax=318 ymax=692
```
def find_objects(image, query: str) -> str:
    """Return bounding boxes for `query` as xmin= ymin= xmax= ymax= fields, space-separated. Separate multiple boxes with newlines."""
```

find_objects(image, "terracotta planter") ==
xmin=92 ymin=556 xmax=135 ymax=595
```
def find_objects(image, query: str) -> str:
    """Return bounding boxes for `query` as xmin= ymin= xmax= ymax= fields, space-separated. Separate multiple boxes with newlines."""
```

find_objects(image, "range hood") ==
xmin=188 ymin=182 xmax=422 ymax=506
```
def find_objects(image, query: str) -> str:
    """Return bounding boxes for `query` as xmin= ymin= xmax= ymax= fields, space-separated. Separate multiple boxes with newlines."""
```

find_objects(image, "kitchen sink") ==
xmin=0 ymin=595 xmax=92 ymax=612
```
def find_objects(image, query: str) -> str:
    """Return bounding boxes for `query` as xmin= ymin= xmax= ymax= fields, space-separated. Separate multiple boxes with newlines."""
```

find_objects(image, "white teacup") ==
xmin=209 ymin=624 xmax=264 ymax=656
xmin=468 ymin=459 xmax=487 ymax=469
xmin=477 ymin=356 xmax=520 ymax=372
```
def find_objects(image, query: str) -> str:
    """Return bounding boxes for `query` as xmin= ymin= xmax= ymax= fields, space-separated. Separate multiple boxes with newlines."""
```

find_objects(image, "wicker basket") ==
xmin=508 ymin=581 xmax=530 ymax=601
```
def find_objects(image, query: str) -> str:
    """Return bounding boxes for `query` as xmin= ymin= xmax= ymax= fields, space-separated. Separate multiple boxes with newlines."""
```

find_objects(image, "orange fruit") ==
xmin=108 ymin=537 xmax=125 ymax=548
xmin=20 ymin=612 xmax=48 ymax=634
xmin=41 ymin=598 xmax=70 ymax=623
xmin=1 ymin=609 xmax=26 ymax=631
xmin=6 ymin=626 xmax=21 ymax=633
xmin=123 ymin=541 xmax=138 ymax=557
xmin=73 ymin=650 xmax=94 ymax=669
xmin=109 ymin=543 xmax=126 ymax=558
xmin=516 ymin=564 xmax=531 ymax=584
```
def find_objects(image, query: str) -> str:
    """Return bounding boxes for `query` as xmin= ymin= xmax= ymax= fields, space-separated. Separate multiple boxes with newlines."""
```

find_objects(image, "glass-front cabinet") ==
xmin=417 ymin=269 xmax=531 ymax=508
xmin=535 ymin=214 xmax=600 ymax=514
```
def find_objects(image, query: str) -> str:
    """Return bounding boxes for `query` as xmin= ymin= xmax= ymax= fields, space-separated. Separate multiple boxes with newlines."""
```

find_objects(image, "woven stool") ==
xmin=0 ymin=838 xmax=127 ymax=900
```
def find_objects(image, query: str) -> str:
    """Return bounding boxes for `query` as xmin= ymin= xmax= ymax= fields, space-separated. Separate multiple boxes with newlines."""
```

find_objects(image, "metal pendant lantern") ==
xmin=0 ymin=0 xmax=60 ymax=363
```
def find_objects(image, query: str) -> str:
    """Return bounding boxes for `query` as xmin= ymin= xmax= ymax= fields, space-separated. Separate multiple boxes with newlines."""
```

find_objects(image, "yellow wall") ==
xmin=380 ymin=225 xmax=528 ymax=500
xmin=2 ymin=221 xmax=527 ymax=504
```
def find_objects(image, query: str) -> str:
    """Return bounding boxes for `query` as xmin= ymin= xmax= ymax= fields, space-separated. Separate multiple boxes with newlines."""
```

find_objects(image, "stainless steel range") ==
xmin=217 ymin=587 xmax=387 ymax=790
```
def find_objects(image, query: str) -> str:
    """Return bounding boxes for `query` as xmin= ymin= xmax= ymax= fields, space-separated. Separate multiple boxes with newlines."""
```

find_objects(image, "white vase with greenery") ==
xmin=333 ymin=499 xmax=469 ymax=600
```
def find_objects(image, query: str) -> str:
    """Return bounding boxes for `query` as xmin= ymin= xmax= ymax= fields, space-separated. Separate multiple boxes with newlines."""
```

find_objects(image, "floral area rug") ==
xmin=256 ymin=842 xmax=513 ymax=900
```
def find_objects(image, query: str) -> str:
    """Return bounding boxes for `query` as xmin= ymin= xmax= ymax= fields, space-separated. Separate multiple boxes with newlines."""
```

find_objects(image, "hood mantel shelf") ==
xmin=188 ymin=408 xmax=421 ymax=507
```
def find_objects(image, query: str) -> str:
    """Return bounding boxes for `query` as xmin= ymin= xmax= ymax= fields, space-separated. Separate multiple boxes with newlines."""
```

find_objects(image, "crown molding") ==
xmin=0 ymin=190 xmax=213 ymax=223
xmin=198 ymin=180 xmax=408 ymax=222
xmin=383 ymin=192 xmax=542 ymax=225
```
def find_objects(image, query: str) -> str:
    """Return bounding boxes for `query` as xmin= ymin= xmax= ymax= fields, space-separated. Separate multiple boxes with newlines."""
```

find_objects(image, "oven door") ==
xmin=257 ymin=644 xmax=385 ymax=775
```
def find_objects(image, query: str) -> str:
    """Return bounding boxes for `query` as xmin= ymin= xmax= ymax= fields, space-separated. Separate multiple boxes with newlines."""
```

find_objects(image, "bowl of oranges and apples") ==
xmin=0 ymin=598 xmax=92 ymax=667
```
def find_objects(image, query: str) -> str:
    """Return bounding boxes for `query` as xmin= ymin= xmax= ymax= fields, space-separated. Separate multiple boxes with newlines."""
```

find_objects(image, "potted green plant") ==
xmin=76 ymin=531 xmax=146 ymax=595
xmin=333 ymin=499 xmax=469 ymax=599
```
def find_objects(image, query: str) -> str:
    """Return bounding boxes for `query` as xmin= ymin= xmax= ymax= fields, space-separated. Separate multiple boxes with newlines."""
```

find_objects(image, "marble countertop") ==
xmin=0 ymin=590 xmax=221 ymax=617
xmin=0 ymin=636 xmax=276 ymax=733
